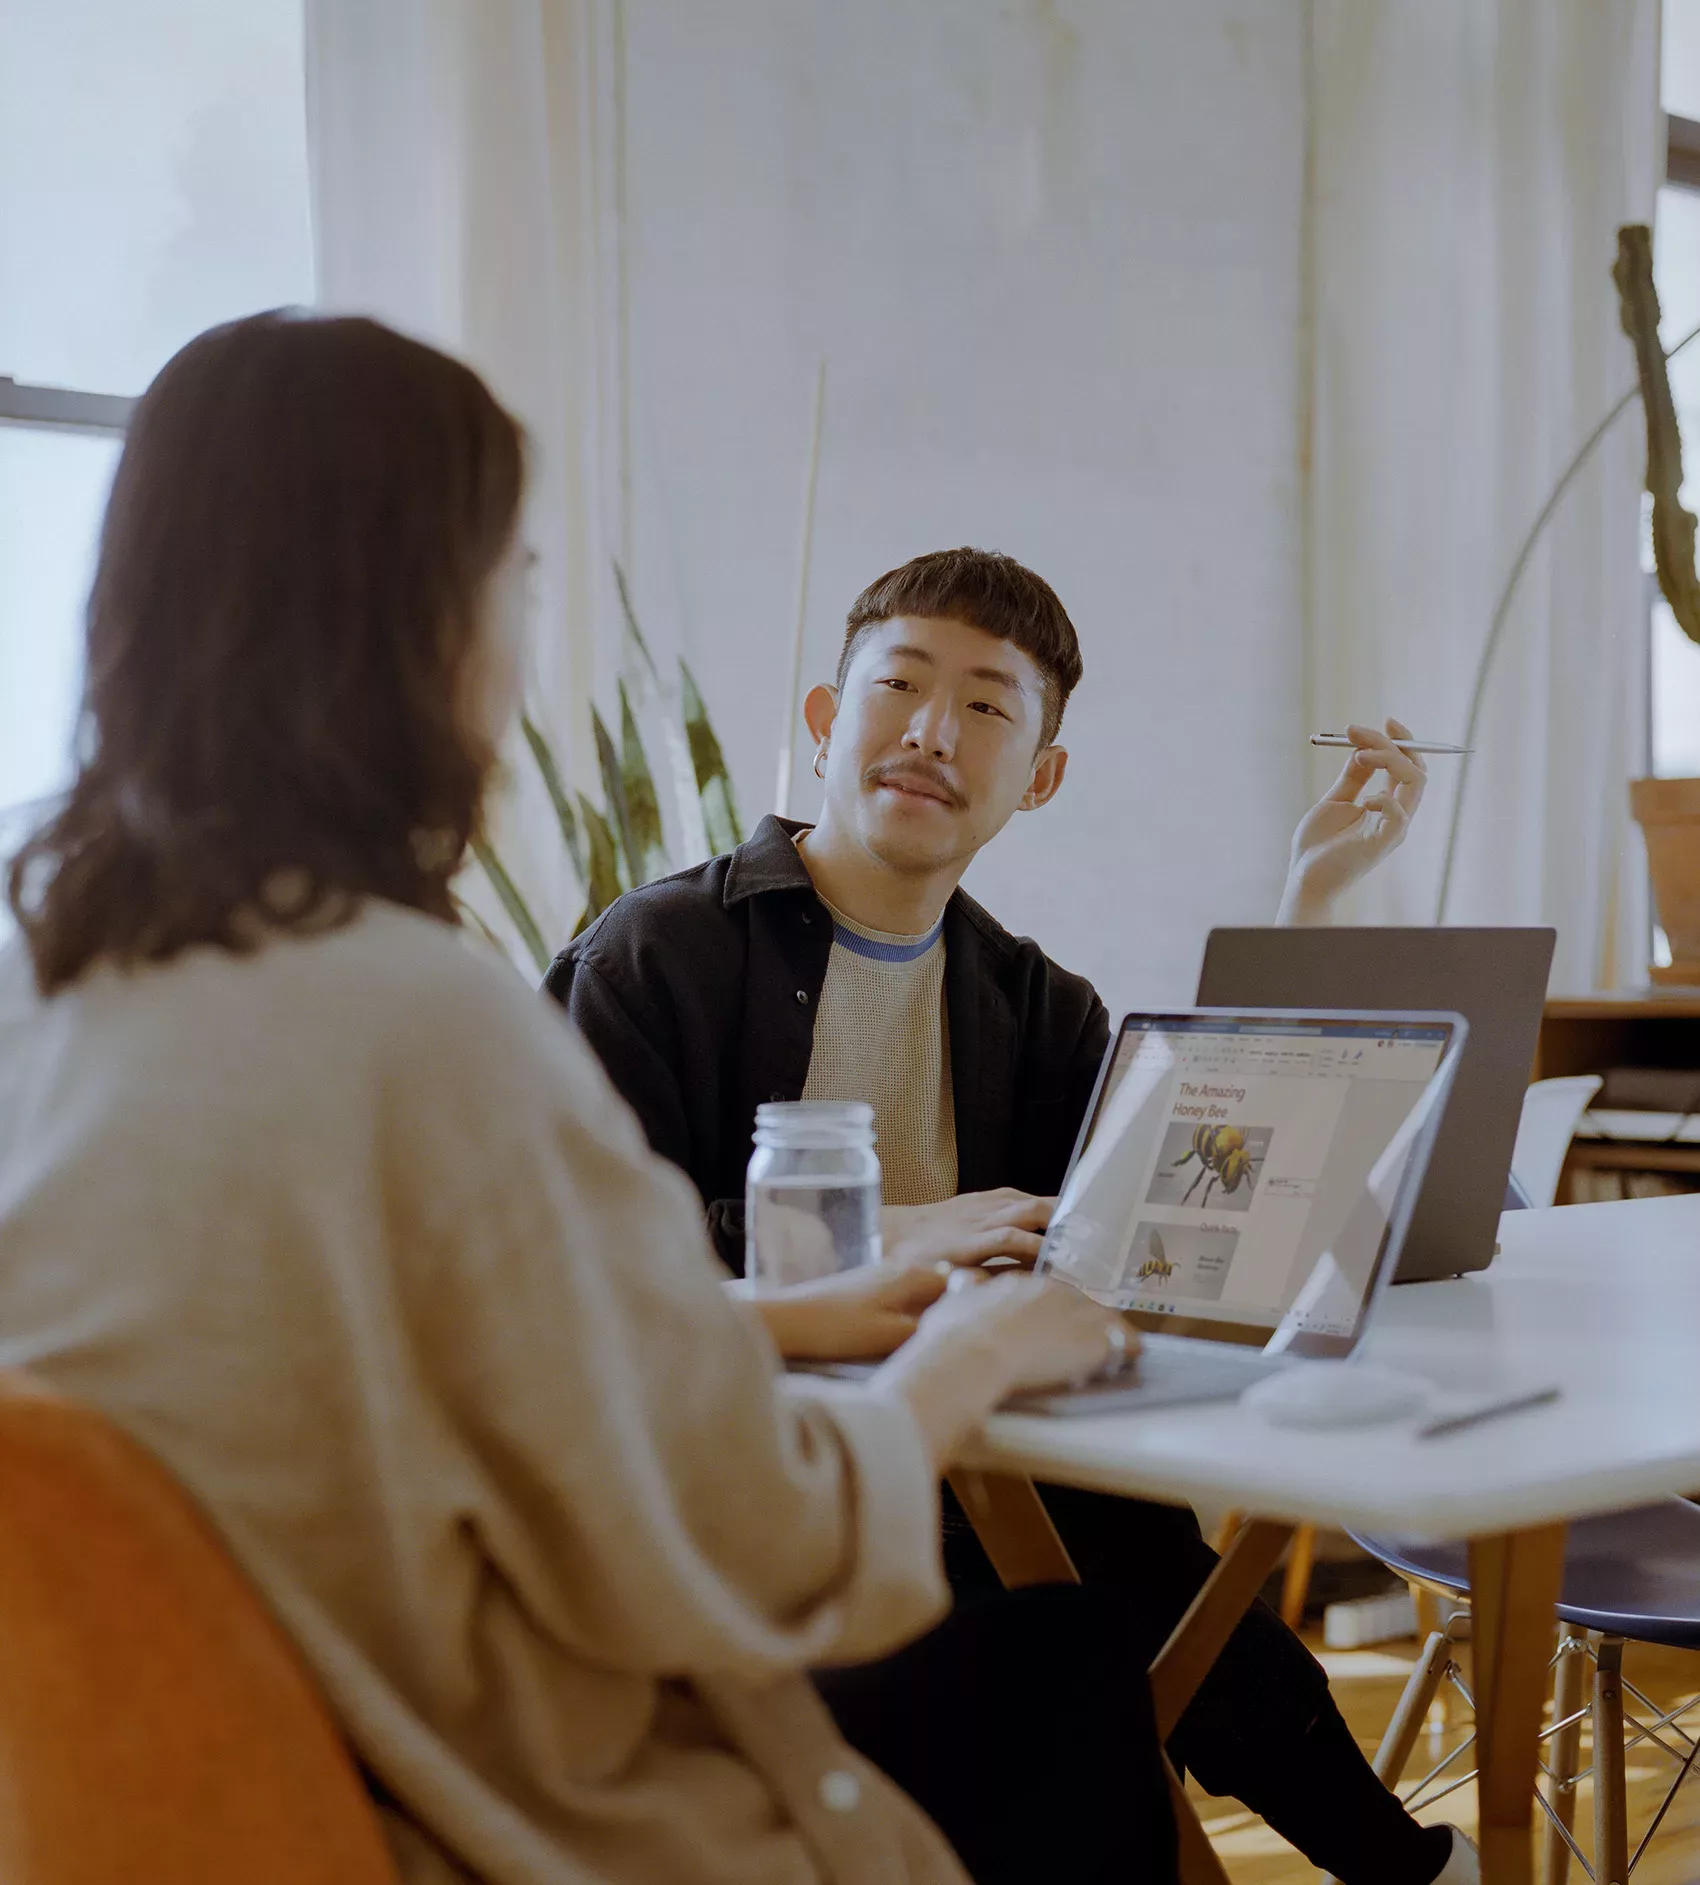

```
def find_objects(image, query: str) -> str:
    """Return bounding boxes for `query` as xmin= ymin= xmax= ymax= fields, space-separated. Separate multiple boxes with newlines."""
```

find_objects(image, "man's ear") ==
xmin=802 ymin=682 xmax=839 ymax=744
xmin=1019 ymin=744 xmax=1068 ymax=812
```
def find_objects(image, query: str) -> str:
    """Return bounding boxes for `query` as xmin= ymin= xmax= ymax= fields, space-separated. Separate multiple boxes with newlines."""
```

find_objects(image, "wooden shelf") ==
xmin=1536 ymin=999 xmax=1700 ymax=1081
xmin=1566 ymin=1142 xmax=1700 ymax=1175
xmin=1545 ymin=991 xmax=1700 ymax=1021
xmin=1539 ymin=996 xmax=1700 ymax=1201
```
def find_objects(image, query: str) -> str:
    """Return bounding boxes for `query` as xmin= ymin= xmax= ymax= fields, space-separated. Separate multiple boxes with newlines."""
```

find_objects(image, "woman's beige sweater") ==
xmin=0 ymin=902 xmax=966 ymax=1885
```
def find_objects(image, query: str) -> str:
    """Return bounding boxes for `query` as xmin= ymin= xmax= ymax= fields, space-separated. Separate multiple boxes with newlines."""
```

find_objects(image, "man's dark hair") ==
xmin=837 ymin=547 xmax=1083 ymax=745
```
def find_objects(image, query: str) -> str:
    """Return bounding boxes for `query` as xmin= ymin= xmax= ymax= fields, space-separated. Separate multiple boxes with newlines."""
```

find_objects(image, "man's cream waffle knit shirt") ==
xmin=800 ymin=898 xmax=959 ymax=1206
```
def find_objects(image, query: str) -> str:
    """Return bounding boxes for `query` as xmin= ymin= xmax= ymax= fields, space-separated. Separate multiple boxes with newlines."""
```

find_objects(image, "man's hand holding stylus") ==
xmin=1277 ymin=717 xmax=1428 ymax=925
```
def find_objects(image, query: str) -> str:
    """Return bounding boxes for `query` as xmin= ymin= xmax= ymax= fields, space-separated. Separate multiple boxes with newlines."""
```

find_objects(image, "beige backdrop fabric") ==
xmin=308 ymin=1 xmax=1665 ymax=994
xmin=305 ymin=0 xmax=657 ymax=950
xmin=1303 ymin=0 xmax=1661 ymax=989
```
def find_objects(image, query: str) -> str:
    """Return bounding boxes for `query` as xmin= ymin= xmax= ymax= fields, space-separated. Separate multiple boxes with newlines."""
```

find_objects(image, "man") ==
xmin=545 ymin=549 xmax=1470 ymax=1885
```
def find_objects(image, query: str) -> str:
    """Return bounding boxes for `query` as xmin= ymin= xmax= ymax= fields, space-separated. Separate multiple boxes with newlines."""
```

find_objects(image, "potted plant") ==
xmin=1617 ymin=224 xmax=1700 ymax=983
xmin=468 ymin=561 xmax=744 ymax=971
xmin=1440 ymin=227 xmax=1700 ymax=973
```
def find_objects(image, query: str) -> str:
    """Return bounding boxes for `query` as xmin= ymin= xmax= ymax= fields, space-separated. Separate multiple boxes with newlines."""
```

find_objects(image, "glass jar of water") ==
xmin=745 ymin=1101 xmax=883 ymax=1288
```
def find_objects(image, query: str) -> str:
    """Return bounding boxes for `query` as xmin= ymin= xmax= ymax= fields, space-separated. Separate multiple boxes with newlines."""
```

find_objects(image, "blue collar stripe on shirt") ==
xmin=831 ymin=918 xmax=944 ymax=965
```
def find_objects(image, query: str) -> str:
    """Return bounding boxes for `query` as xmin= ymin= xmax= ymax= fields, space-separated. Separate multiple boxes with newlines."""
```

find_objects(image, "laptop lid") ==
xmin=1196 ymin=928 xmax=1554 ymax=1280
xmin=1036 ymin=1009 xmax=1466 ymax=1361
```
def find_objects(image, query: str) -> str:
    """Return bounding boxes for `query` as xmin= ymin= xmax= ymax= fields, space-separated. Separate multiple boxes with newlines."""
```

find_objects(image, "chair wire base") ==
xmin=1379 ymin=1620 xmax=1700 ymax=1884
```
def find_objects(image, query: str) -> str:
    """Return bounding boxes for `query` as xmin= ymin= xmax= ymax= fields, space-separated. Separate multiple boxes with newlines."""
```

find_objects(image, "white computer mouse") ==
xmin=1240 ymin=1361 xmax=1430 ymax=1430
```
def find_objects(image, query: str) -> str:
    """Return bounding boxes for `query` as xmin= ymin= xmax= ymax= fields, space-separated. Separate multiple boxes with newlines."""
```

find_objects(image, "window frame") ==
xmin=1671 ymin=113 xmax=1700 ymax=192
xmin=0 ymin=378 xmax=131 ymax=438
xmin=1643 ymin=115 xmax=1700 ymax=965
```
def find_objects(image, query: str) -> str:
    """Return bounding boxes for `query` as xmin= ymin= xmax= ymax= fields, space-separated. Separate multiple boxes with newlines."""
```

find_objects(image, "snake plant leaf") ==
xmin=572 ymin=793 xmax=625 ymax=936
xmin=592 ymin=705 xmax=638 ymax=885
xmin=682 ymin=659 xmax=744 ymax=854
xmin=612 ymin=560 xmax=662 ymax=683
xmin=470 ymin=835 xmax=552 ymax=975
xmin=618 ymin=679 xmax=669 ymax=882
xmin=520 ymin=713 xmax=587 ymax=887
xmin=1614 ymin=224 xmax=1700 ymax=645
xmin=612 ymin=561 xmax=710 ymax=865
xmin=453 ymin=890 xmax=516 ymax=967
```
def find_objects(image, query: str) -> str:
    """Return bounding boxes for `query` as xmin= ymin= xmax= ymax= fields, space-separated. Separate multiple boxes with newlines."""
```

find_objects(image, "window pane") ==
xmin=0 ymin=0 xmax=313 ymax=396
xmin=1667 ymin=0 xmax=1700 ymax=121
xmin=1659 ymin=187 xmax=1700 ymax=438
xmin=1650 ymin=187 xmax=1700 ymax=777
xmin=1653 ymin=600 xmax=1700 ymax=776
xmin=0 ymin=429 xmax=118 ymax=825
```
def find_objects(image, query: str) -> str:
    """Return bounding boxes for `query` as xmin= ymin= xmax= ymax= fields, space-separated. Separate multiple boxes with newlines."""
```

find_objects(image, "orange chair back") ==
xmin=0 ymin=1373 xmax=398 ymax=1884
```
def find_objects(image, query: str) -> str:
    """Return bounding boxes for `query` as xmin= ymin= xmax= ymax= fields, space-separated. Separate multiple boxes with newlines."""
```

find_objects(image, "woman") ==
xmin=0 ymin=311 xmax=1175 ymax=1885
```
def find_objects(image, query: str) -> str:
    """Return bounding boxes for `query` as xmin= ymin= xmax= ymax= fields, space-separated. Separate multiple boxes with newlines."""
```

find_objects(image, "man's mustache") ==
xmin=864 ymin=761 xmax=967 ymax=810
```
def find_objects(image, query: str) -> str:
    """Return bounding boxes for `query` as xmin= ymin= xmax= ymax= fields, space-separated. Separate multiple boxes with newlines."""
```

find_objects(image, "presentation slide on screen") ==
xmin=1041 ymin=1024 xmax=1441 ymax=1329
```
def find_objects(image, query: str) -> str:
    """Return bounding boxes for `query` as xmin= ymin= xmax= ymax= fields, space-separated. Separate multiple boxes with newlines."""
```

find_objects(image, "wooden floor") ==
xmin=1193 ymin=1631 xmax=1700 ymax=1882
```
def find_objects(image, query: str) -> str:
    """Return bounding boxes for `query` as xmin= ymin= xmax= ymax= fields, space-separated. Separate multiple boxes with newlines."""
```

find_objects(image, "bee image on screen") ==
xmin=1146 ymin=1123 xmax=1272 ymax=1213
xmin=1129 ymin=1223 xmax=1238 ymax=1302
xmin=1136 ymin=1228 xmax=1174 ymax=1282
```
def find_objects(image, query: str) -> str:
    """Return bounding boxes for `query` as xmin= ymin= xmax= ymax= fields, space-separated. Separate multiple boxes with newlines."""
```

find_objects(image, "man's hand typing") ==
xmin=880 ymin=1188 xmax=1054 ymax=1270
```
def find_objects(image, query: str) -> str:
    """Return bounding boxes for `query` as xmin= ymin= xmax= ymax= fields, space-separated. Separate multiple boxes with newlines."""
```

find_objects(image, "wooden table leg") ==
xmin=1210 ymin=1508 xmax=1245 ymax=1554
xmin=945 ymin=1470 xmax=1078 ymax=1586
xmin=954 ymin=1480 xmax=1292 ymax=1883
xmin=1278 ymin=1523 xmax=1318 ymax=1631
xmin=1467 ymin=1524 xmax=1567 ymax=1885
xmin=1152 ymin=1520 xmax=1295 ymax=1885
xmin=1165 ymin=1753 xmax=1232 ymax=1885
xmin=1150 ymin=1518 xmax=1295 ymax=1738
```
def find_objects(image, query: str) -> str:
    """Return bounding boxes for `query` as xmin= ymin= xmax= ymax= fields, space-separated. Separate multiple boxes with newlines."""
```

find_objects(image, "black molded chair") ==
xmin=1343 ymin=1499 xmax=1700 ymax=1885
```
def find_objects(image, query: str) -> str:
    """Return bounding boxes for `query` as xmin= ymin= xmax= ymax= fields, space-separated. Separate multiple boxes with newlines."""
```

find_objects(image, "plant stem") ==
xmin=1434 ymin=316 xmax=1700 ymax=923
xmin=775 ymin=360 xmax=827 ymax=818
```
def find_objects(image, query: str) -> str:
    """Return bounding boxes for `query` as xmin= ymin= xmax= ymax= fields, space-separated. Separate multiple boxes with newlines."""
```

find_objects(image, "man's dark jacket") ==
xmin=543 ymin=815 xmax=1110 ymax=1271
xmin=545 ymin=820 xmax=1340 ymax=1743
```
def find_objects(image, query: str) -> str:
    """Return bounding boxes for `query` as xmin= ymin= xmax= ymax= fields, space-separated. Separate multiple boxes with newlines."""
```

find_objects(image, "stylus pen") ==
xmin=1311 ymin=734 xmax=1474 ymax=756
xmin=1416 ymin=1386 xmax=1561 ymax=1440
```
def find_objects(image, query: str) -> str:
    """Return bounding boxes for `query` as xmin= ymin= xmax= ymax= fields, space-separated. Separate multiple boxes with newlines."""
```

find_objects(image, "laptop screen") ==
xmin=1037 ymin=1011 xmax=1462 ymax=1357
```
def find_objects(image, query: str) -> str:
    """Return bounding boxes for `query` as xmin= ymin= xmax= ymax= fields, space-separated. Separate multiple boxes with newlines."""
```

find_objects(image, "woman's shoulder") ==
xmin=320 ymin=898 xmax=539 ymax=1012
xmin=3 ymin=901 xmax=612 ymax=1139
xmin=293 ymin=901 xmax=595 ymax=1093
xmin=95 ymin=900 xmax=599 ymax=1117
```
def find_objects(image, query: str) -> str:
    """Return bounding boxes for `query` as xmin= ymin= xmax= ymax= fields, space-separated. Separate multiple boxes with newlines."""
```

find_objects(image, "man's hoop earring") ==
xmin=813 ymin=745 xmax=829 ymax=780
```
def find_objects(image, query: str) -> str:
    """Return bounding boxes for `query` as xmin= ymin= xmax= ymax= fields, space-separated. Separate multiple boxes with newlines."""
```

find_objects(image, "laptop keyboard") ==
xmin=1006 ymin=1335 xmax=1286 ymax=1416
xmin=792 ymin=1336 xmax=1286 ymax=1416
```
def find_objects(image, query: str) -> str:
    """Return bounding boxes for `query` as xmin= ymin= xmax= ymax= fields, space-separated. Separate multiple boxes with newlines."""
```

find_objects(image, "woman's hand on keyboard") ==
xmin=871 ymin=1275 xmax=1137 ymax=1470
xmin=740 ymin=1262 xmax=950 ymax=1361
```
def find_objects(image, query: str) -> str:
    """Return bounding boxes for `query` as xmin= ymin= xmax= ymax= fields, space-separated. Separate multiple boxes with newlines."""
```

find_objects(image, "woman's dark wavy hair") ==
xmin=8 ymin=311 xmax=526 ymax=994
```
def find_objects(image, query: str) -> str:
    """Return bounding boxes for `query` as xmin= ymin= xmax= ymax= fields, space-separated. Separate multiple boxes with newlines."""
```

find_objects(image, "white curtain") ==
xmin=1304 ymin=0 xmax=1661 ymax=989
xmin=304 ymin=0 xmax=630 ymax=952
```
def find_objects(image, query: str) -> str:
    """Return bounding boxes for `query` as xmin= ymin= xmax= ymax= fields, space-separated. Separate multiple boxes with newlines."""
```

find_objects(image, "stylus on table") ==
xmin=1416 ymin=1386 xmax=1561 ymax=1440
xmin=1310 ymin=734 xmax=1474 ymax=756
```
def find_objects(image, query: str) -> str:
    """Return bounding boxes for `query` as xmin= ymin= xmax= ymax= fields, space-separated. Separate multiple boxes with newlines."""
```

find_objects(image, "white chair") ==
xmin=1511 ymin=1075 xmax=1603 ymax=1208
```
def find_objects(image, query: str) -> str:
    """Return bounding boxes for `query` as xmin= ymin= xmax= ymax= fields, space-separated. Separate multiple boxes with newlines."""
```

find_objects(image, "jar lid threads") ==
xmin=753 ymin=1100 xmax=876 ymax=1149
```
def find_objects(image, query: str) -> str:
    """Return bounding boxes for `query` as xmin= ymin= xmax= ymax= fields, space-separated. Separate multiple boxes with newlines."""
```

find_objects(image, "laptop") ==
xmin=1013 ymin=1007 xmax=1465 ymax=1416
xmin=1196 ymin=928 xmax=1554 ymax=1280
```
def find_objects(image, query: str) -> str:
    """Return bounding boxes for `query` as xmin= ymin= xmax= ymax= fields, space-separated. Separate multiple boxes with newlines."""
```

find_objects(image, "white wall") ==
xmin=619 ymin=0 xmax=1308 ymax=1013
